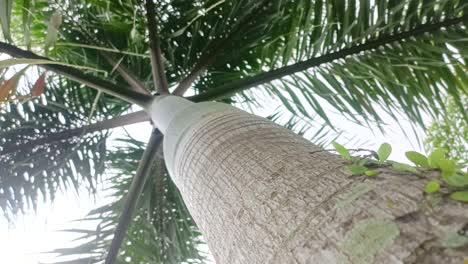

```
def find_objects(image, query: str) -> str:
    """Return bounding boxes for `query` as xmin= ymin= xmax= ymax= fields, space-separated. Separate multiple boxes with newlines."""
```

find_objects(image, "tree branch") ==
xmin=172 ymin=55 xmax=215 ymax=96
xmin=101 ymin=53 xmax=151 ymax=95
xmin=172 ymin=0 xmax=268 ymax=96
xmin=145 ymin=0 xmax=169 ymax=94
xmin=0 ymin=111 xmax=149 ymax=156
xmin=190 ymin=15 xmax=468 ymax=102
xmin=53 ymin=3 xmax=151 ymax=97
xmin=105 ymin=129 xmax=163 ymax=264
xmin=0 ymin=41 xmax=153 ymax=106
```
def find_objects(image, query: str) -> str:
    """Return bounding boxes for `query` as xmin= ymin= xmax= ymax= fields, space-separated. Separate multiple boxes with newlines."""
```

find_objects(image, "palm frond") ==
xmin=51 ymin=136 xmax=206 ymax=264
xmin=190 ymin=0 xmax=467 ymax=130
xmin=0 ymin=71 xmax=116 ymax=220
xmin=7 ymin=1 xmax=468 ymax=125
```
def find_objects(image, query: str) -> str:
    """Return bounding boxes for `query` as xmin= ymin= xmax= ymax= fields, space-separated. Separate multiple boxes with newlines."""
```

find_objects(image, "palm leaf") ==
xmin=188 ymin=0 xmax=467 ymax=131
xmin=51 ymin=136 xmax=205 ymax=264
xmin=0 ymin=0 xmax=14 ymax=42
xmin=0 ymin=69 xmax=129 ymax=220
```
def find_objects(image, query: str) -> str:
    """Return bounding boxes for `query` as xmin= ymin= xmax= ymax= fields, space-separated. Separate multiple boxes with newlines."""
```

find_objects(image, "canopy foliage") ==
xmin=0 ymin=0 xmax=467 ymax=262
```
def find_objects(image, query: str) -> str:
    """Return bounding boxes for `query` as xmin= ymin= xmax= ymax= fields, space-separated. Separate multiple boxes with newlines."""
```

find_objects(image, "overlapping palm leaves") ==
xmin=0 ymin=0 xmax=467 ymax=263
xmin=187 ymin=0 xmax=468 ymax=127
xmin=20 ymin=0 xmax=467 ymax=125
xmin=0 ymin=70 xmax=121 ymax=221
xmin=51 ymin=139 xmax=205 ymax=263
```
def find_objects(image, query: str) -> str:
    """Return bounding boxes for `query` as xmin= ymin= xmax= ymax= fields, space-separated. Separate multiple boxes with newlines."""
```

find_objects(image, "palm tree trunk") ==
xmin=149 ymin=96 xmax=468 ymax=264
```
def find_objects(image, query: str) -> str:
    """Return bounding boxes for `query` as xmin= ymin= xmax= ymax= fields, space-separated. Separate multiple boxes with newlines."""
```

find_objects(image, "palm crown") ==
xmin=0 ymin=0 xmax=466 ymax=262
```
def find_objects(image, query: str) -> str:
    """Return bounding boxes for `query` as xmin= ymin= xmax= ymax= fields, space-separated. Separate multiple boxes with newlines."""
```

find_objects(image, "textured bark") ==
xmin=160 ymin=101 xmax=468 ymax=264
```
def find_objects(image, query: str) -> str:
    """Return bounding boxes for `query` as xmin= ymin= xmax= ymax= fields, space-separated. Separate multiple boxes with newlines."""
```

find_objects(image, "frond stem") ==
xmin=105 ymin=129 xmax=163 ymax=264
xmin=101 ymin=53 xmax=151 ymax=95
xmin=145 ymin=0 xmax=170 ymax=94
xmin=172 ymin=0 xmax=269 ymax=96
xmin=190 ymin=15 xmax=467 ymax=102
xmin=0 ymin=111 xmax=149 ymax=156
xmin=0 ymin=41 xmax=153 ymax=106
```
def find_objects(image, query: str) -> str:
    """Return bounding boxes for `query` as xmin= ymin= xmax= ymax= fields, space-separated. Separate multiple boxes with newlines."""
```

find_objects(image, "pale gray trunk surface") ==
xmin=152 ymin=97 xmax=468 ymax=264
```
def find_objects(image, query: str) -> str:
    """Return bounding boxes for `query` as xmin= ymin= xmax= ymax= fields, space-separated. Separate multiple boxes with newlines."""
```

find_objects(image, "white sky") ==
xmin=0 ymin=186 xmax=111 ymax=263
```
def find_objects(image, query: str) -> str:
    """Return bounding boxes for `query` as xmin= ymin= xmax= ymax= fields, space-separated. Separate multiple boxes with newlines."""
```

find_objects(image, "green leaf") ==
xmin=450 ymin=191 xmax=468 ymax=203
xmin=438 ymin=159 xmax=457 ymax=174
xmin=0 ymin=0 xmax=13 ymax=42
xmin=438 ymin=159 xmax=465 ymax=187
xmin=0 ymin=58 xmax=106 ymax=73
xmin=424 ymin=96 xmax=467 ymax=165
xmin=443 ymin=173 xmax=468 ymax=188
xmin=428 ymin=148 xmax=446 ymax=168
xmin=377 ymin=143 xmax=392 ymax=162
xmin=168 ymin=0 xmax=226 ymax=38
xmin=56 ymin=43 xmax=149 ymax=58
xmin=346 ymin=165 xmax=367 ymax=175
xmin=392 ymin=162 xmax=418 ymax=174
xmin=332 ymin=141 xmax=351 ymax=160
xmin=364 ymin=170 xmax=379 ymax=176
xmin=424 ymin=180 xmax=440 ymax=194
xmin=22 ymin=0 xmax=33 ymax=49
xmin=405 ymin=151 xmax=429 ymax=167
